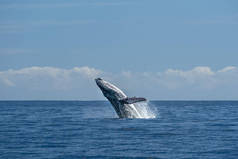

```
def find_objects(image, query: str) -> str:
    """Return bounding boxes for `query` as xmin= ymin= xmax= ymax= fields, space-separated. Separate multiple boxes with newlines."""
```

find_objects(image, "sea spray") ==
xmin=132 ymin=101 xmax=157 ymax=119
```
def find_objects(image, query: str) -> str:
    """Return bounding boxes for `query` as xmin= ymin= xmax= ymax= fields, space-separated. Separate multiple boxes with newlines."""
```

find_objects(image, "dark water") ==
xmin=0 ymin=101 xmax=238 ymax=159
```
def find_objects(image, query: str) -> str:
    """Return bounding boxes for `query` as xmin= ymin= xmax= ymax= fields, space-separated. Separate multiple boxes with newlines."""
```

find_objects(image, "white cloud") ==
xmin=218 ymin=66 xmax=237 ymax=73
xmin=73 ymin=66 xmax=102 ymax=78
xmin=0 ymin=66 xmax=101 ymax=90
xmin=163 ymin=66 xmax=216 ymax=88
xmin=166 ymin=66 xmax=214 ymax=77
xmin=0 ymin=66 xmax=238 ymax=100
xmin=0 ymin=78 xmax=15 ymax=87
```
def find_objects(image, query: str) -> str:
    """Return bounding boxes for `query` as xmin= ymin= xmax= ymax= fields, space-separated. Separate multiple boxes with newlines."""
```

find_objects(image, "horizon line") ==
xmin=0 ymin=100 xmax=238 ymax=102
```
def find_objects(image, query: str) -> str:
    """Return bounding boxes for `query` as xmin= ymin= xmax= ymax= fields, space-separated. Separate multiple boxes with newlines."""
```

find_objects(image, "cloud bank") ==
xmin=0 ymin=66 xmax=238 ymax=100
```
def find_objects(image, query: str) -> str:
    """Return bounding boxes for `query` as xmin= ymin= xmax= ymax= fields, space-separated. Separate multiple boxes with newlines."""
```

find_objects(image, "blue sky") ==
xmin=0 ymin=0 xmax=238 ymax=100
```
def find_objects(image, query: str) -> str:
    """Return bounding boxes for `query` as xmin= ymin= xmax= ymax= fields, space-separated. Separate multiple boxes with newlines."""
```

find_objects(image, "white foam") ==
xmin=131 ymin=101 xmax=157 ymax=119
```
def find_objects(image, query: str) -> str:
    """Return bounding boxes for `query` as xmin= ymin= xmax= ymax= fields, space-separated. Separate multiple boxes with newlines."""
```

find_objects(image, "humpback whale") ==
xmin=95 ymin=78 xmax=146 ymax=118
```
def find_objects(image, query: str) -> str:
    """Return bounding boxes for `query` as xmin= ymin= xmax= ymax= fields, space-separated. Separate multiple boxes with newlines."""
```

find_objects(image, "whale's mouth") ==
xmin=95 ymin=78 xmax=102 ymax=86
xmin=95 ymin=78 xmax=102 ymax=85
xmin=95 ymin=78 xmax=102 ymax=81
xmin=95 ymin=78 xmax=107 ymax=93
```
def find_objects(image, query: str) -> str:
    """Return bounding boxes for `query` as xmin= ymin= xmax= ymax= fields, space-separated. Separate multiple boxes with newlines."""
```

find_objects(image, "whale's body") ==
xmin=95 ymin=78 xmax=146 ymax=118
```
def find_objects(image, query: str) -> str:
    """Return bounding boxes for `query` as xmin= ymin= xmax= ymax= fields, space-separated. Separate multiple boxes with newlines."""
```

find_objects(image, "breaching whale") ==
xmin=95 ymin=78 xmax=146 ymax=118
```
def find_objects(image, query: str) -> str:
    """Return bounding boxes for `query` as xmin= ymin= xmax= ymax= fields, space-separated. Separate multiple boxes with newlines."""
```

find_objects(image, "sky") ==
xmin=0 ymin=0 xmax=238 ymax=100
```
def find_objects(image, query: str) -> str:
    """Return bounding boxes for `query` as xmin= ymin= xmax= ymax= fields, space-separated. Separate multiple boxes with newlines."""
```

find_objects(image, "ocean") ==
xmin=0 ymin=101 xmax=238 ymax=159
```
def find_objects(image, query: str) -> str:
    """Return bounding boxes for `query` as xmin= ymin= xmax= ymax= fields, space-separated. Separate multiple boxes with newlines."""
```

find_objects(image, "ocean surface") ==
xmin=0 ymin=101 xmax=238 ymax=159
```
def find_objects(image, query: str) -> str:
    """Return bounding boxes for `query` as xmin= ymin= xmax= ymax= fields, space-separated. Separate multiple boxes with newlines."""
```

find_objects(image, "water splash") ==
xmin=131 ymin=101 xmax=157 ymax=119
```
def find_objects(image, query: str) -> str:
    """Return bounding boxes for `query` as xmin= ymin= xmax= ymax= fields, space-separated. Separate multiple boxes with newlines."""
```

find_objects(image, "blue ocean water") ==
xmin=0 ymin=101 xmax=238 ymax=159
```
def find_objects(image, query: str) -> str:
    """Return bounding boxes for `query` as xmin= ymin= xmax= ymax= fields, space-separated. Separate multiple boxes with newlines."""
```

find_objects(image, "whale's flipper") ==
xmin=120 ymin=97 xmax=146 ymax=104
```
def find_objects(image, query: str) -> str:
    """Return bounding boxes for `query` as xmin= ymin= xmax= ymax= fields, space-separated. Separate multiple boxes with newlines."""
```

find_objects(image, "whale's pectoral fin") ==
xmin=119 ymin=97 xmax=146 ymax=104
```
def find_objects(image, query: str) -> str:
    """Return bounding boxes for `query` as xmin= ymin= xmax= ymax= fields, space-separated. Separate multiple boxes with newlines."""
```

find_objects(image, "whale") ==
xmin=95 ymin=78 xmax=146 ymax=118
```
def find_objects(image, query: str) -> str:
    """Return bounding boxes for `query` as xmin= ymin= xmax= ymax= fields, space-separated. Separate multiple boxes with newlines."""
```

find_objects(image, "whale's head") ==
xmin=95 ymin=78 xmax=126 ymax=99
